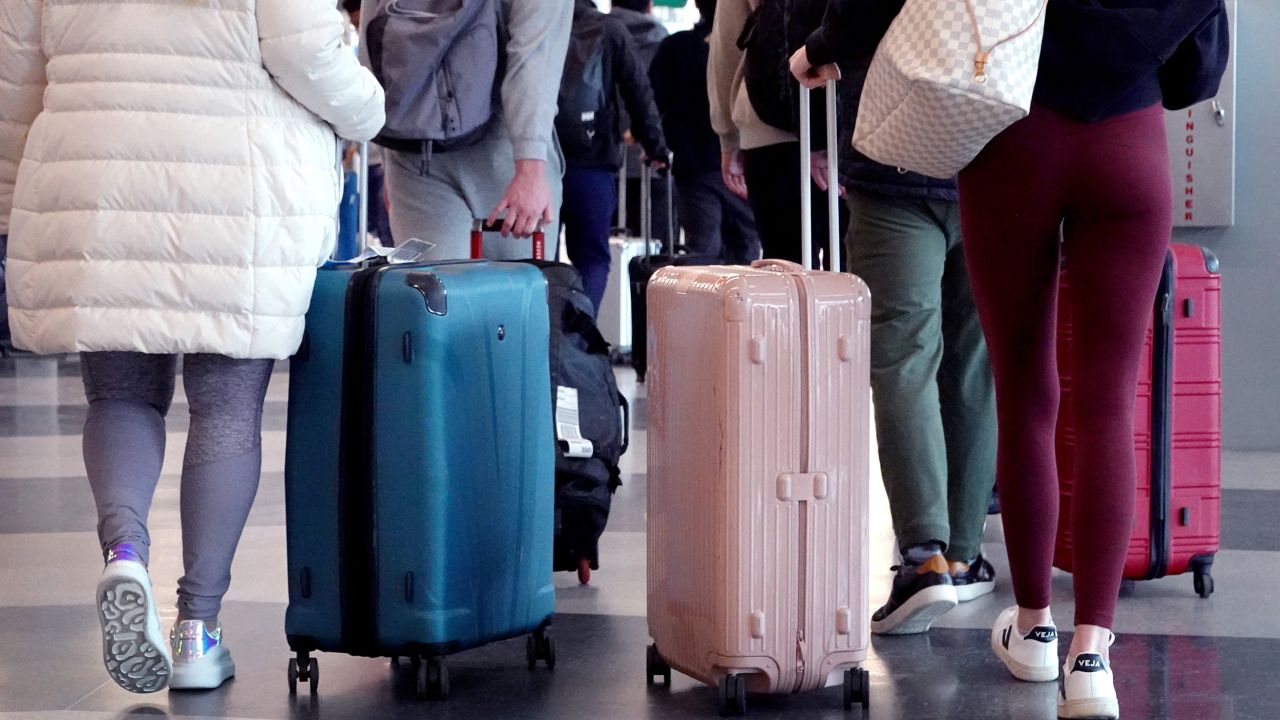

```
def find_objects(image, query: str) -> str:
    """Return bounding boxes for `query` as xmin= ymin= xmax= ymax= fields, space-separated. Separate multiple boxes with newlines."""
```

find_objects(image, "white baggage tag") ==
xmin=555 ymin=386 xmax=594 ymax=459
xmin=388 ymin=238 xmax=438 ymax=264
xmin=331 ymin=244 xmax=394 ymax=265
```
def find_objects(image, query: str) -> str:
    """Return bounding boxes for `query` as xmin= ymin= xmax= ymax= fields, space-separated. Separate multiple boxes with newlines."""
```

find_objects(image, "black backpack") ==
xmin=556 ymin=9 xmax=615 ymax=164
xmin=527 ymin=262 xmax=629 ymax=583
xmin=736 ymin=0 xmax=829 ymax=133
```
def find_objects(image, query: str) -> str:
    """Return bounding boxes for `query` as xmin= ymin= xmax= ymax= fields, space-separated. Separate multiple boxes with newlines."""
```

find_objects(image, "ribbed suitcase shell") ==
xmin=1054 ymin=244 xmax=1221 ymax=592
xmin=646 ymin=260 xmax=872 ymax=694
xmin=284 ymin=261 xmax=556 ymax=657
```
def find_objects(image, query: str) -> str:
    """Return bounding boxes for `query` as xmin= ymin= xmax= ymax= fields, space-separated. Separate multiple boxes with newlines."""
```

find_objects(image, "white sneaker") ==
xmin=1058 ymin=653 xmax=1119 ymax=719
xmin=96 ymin=548 xmax=172 ymax=693
xmin=169 ymin=620 xmax=236 ymax=690
xmin=991 ymin=606 xmax=1059 ymax=682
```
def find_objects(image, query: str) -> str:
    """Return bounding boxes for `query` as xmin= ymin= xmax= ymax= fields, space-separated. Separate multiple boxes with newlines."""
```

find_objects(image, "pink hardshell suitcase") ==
xmin=645 ymin=83 xmax=873 ymax=716
xmin=1055 ymin=244 xmax=1222 ymax=597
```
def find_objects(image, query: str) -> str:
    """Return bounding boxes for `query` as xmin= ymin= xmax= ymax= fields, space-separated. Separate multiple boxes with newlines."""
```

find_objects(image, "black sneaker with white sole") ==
xmin=870 ymin=552 xmax=958 ymax=635
xmin=951 ymin=554 xmax=996 ymax=602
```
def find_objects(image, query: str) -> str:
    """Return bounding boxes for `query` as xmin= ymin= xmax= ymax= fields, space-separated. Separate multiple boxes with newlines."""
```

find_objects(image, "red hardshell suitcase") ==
xmin=1054 ymin=243 xmax=1221 ymax=598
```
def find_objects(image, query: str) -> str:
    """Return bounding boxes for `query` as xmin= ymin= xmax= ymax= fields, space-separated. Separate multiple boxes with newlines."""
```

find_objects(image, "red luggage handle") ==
xmin=470 ymin=220 xmax=546 ymax=261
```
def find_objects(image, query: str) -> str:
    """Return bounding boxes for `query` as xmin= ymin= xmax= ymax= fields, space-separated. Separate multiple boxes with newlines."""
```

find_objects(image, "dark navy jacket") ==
xmin=649 ymin=21 xmax=721 ymax=181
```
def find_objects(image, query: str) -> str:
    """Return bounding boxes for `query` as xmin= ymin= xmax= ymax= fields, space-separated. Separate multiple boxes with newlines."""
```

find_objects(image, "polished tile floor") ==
xmin=0 ymin=354 xmax=1276 ymax=719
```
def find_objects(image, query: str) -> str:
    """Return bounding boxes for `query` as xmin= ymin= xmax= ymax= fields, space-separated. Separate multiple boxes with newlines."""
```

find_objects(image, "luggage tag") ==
xmin=327 ymin=238 xmax=438 ymax=265
xmin=386 ymin=238 xmax=438 ymax=264
xmin=555 ymin=386 xmax=594 ymax=459
xmin=329 ymin=244 xmax=393 ymax=265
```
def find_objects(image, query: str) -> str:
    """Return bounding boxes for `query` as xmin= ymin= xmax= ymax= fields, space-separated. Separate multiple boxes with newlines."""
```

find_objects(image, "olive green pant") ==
xmin=846 ymin=189 xmax=996 ymax=563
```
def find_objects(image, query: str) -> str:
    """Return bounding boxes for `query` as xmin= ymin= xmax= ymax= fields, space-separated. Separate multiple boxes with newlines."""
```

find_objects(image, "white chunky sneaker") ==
xmin=1058 ymin=652 xmax=1119 ymax=719
xmin=991 ymin=606 xmax=1059 ymax=682
xmin=96 ymin=544 xmax=172 ymax=693
xmin=169 ymin=620 xmax=236 ymax=690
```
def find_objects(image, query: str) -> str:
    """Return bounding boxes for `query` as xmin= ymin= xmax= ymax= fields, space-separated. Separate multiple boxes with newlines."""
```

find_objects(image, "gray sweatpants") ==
xmin=82 ymin=352 xmax=274 ymax=624
xmin=384 ymin=123 xmax=564 ymax=260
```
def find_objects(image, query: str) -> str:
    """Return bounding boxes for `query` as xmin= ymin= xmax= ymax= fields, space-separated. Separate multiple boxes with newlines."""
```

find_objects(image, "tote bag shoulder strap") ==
xmin=965 ymin=0 xmax=1049 ymax=82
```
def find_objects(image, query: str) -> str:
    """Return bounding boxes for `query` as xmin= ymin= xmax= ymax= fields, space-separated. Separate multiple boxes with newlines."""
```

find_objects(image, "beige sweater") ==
xmin=708 ymin=0 xmax=796 ymax=153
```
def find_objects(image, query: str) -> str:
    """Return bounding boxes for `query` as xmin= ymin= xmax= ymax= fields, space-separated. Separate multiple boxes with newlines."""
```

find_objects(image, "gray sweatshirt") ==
xmin=500 ymin=0 xmax=574 ymax=162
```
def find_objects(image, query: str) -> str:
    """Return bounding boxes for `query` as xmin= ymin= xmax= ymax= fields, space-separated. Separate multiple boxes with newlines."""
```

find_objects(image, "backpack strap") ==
xmin=561 ymin=303 xmax=612 ymax=356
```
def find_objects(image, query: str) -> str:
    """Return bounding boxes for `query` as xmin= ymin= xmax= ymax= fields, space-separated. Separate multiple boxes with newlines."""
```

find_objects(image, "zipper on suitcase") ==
xmin=1147 ymin=252 xmax=1176 ymax=580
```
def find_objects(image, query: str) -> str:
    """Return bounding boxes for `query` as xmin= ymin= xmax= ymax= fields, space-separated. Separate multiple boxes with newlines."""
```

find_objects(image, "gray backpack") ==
xmin=363 ymin=0 xmax=501 ymax=152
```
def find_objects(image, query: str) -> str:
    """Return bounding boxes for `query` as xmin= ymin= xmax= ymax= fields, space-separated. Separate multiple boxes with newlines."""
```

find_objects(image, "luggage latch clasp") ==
xmin=776 ymin=472 xmax=830 ymax=502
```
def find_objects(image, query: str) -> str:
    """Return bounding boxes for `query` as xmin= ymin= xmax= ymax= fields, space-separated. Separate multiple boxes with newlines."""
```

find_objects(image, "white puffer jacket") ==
xmin=0 ymin=0 xmax=385 ymax=359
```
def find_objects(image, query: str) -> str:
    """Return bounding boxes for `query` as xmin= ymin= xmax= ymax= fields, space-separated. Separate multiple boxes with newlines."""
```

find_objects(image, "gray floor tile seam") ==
xmin=61 ymin=683 xmax=114 ymax=715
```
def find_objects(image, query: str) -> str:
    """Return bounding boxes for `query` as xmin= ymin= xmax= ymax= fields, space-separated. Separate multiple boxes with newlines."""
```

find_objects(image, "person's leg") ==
xmin=651 ymin=172 xmax=675 ymax=248
xmin=82 ymin=352 xmax=178 ymax=563
xmin=960 ymin=110 xmax=1072 ymax=686
xmin=383 ymin=148 xmax=476 ymax=258
xmin=385 ymin=123 xmax=565 ymax=261
xmin=1061 ymin=105 xmax=1172 ymax=651
xmin=718 ymin=181 xmax=762 ymax=264
xmin=845 ymin=190 xmax=959 ymax=634
xmin=742 ymin=143 xmax=832 ymax=266
xmin=676 ymin=173 xmax=725 ymax=259
xmin=743 ymin=144 xmax=802 ymax=264
xmin=959 ymin=109 xmax=1072 ymax=630
xmin=562 ymin=167 xmax=618 ymax=311
xmin=936 ymin=203 xmax=997 ymax=570
xmin=847 ymin=190 xmax=950 ymax=553
xmin=458 ymin=125 xmax=564 ymax=261
xmin=366 ymin=163 xmax=394 ymax=246
xmin=81 ymin=351 xmax=177 ymax=693
xmin=175 ymin=355 xmax=275 ymax=626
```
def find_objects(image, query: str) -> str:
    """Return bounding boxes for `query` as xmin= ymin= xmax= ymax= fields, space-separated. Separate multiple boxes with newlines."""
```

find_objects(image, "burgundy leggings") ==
xmin=959 ymin=104 xmax=1172 ymax=629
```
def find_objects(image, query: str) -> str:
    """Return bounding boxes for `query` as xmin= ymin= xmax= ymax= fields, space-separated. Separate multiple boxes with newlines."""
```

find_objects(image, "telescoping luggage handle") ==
xmin=470 ymin=221 xmax=546 ymax=261
xmin=748 ymin=80 xmax=840 ymax=274
xmin=641 ymin=152 xmax=676 ymax=259
xmin=799 ymin=80 xmax=841 ymax=272
xmin=757 ymin=79 xmax=839 ymax=271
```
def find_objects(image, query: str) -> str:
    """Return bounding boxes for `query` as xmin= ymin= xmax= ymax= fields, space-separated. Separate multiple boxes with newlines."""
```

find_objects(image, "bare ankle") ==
xmin=1069 ymin=624 xmax=1114 ymax=660
xmin=1016 ymin=606 xmax=1053 ymax=634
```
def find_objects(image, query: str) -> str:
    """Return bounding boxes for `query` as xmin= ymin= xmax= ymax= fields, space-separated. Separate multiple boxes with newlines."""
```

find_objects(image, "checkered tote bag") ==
xmin=853 ymin=0 xmax=1048 ymax=179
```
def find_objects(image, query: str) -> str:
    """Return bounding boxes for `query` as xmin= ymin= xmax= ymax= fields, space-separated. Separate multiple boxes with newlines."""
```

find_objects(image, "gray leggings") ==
xmin=82 ymin=352 xmax=274 ymax=624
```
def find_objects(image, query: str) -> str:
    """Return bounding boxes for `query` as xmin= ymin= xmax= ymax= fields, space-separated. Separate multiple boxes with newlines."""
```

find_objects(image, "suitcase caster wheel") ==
xmin=1192 ymin=555 xmax=1216 ymax=598
xmin=417 ymin=658 xmax=449 ymax=700
xmin=718 ymin=673 xmax=747 ymax=717
xmin=577 ymin=557 xmax=591 ymax=585
xmin=843 ymin=667 xmax=869 ymax=711
xmin=527 ymin=629 xmax=556 ymax=671
xmin=646 ymin=644 xmax=672 ymax=687
xmin=1194 ymin=568 xmax=1215 ymax=598
xmin=288 ymin=653 xmax=318 ymax=695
